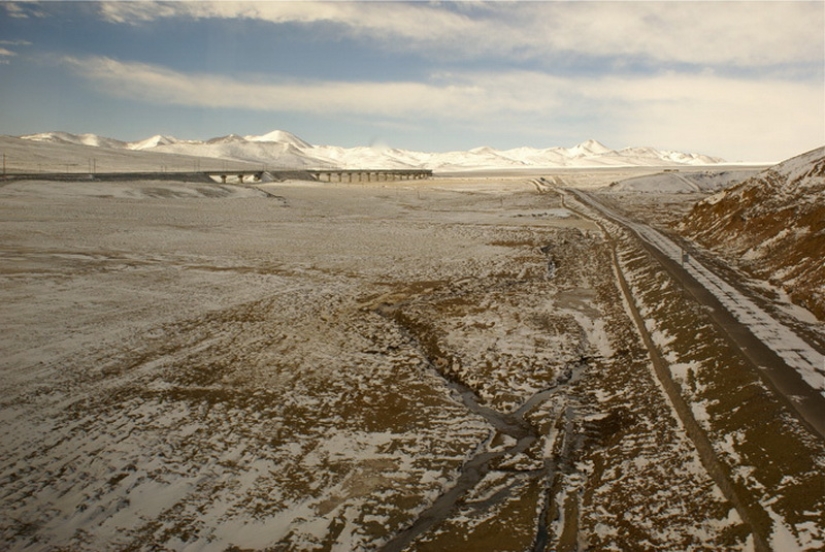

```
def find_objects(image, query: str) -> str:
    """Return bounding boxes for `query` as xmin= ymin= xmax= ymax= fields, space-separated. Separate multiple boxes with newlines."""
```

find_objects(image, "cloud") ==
xmin=0 ymin=40 xmax=30 ymax=63
xmin=62 ymin=56 xmax=499 ymax=119
xmin=2 ymin=2 xmax=46 ymax=19
xmin=0 ymin=40 xmax=32 ymax=46
xmin=516 ymin=2 xmax=823 ymax=67
xmin=591 ymin=74 xmax=825 ymax=161
xmin=65 ymin=55 xmax=823 ymax=160
xmin=96 ymin=1 xmax=824 ymax=68
xmin=2 ymin=2 xmax=30 ymax=18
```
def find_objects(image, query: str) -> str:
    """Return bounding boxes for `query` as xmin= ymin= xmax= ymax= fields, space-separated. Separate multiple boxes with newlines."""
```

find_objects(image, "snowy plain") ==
xmin=1 ymin=135 xmax=823 ymax=551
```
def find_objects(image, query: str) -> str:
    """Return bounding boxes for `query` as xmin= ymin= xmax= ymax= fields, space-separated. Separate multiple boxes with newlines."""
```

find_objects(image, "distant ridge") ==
xmin=18 ymin=130 xmax=726 ymax=170
xmin=21 ymin=131 xmax=128 ymax=150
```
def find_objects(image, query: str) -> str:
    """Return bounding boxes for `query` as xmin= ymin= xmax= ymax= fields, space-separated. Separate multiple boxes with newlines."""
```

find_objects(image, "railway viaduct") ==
xmin=2 ymin=168 xmax=433 ymax=184
xmin=209 ymin=169 xmax=432 ymax=183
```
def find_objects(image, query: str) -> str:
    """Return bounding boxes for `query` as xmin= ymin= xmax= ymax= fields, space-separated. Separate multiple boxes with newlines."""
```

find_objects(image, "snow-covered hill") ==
xmin=604 ymin=169 xmax=760 ymax=193
xmin=21 ymin=131 xmax=128 ymax=150
xmin=130 ymin=134 xmax=182 ymax=150
xmin=680 ymin=147 xmax=825 ymax=319
xmin=18 ymin=131 xmax=725 ymax=171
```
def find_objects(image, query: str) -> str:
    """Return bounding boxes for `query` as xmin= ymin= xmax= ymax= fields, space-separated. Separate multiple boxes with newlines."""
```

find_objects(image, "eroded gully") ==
xmin=377 ymin=302 xmax=587 ymax=552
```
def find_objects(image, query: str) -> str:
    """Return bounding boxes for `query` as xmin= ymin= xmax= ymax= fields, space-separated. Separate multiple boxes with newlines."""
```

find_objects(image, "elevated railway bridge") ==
xmin=206 ymin=168 xmax=432 ymax=183
xmin=1 ymin=168 xmax=433 ymax=184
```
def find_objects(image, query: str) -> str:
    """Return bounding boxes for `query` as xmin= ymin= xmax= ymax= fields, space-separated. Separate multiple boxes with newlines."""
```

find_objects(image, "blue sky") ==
xmin=1 ymin=1 xmax=823 ymax=161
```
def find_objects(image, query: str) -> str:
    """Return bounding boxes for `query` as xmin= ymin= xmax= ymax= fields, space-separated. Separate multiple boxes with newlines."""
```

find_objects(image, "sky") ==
xmin=0 ymin=1 xmax=823 ymax=162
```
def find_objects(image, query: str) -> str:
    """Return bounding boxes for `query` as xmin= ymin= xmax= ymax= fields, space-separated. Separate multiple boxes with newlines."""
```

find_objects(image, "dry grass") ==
xmin=615 ymin=228 xmax=825 ymax=546
xmin=681 ymin=169 xmax=825 ymax=319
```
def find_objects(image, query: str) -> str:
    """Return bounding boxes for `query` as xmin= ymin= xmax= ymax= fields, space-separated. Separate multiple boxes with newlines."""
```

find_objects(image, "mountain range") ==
xmin=18 ymin=130 xmax=725 ymax=171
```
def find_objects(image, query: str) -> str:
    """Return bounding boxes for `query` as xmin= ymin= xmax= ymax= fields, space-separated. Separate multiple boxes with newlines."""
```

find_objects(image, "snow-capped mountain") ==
xmin=567 ymin=138 xmax=614 ymax=158
xmin=17 ymin=130 xmax=724 ymax=170
xmin=244 ymin=130 xmax=312 ymax=149
xmin=21 ymin=131 xmax=129 ymax=150
xmin=129 ymin=134 xmax=180 ymax=150
xmin=680 ymin=147 xmax=825 ymax=319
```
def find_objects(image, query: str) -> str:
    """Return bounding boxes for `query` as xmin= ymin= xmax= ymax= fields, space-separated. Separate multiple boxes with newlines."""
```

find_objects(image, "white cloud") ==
xmin=0 ymin=40 xmax=32 ymax=47
xmin=97 ymin=1 xmax=824 ymax=68
xmin=62 ymin=56 xmax=498 ymax=119
xmin=588 ymin=74 xmax=825 ymax=161
xmin=65 ymin=55 xmax=823 ymax=160
xmin=517 ymin=2 xmax=822 ymax=67
xmin=2 ymin=2 xmax=45 ymax=19
xmin=2 ymin=2 xmax=30 ymax=19
xmin=0 ymin=39 xmax=30 ymax=63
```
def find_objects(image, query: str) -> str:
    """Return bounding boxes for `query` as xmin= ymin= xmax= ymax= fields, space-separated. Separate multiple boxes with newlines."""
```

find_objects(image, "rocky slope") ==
xmin=680 ymin=147 xmax=825 ymax=319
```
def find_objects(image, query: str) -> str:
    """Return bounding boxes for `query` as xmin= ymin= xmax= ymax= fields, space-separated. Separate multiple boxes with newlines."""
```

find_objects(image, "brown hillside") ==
xmin=680 ymin=148 xmax=825 ymax=319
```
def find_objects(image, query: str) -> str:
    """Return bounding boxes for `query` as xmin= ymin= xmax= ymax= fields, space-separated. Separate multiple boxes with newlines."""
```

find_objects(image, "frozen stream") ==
xmin=380 ymin=359 xmax=586 ymax=552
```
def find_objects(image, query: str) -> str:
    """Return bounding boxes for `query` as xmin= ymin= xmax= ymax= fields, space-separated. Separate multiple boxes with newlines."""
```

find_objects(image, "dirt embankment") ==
xmin=680 ymin=155 xmax=825 ymax=319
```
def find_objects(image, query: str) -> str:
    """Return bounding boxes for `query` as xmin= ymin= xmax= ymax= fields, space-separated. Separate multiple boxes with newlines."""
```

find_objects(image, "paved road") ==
xmin=567 ymin=188 xmax=825 ymax=440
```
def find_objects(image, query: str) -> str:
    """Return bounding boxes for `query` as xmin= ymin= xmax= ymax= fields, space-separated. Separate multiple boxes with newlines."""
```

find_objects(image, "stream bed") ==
xmin=378 ymin=318 xmax=590 ymax=552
